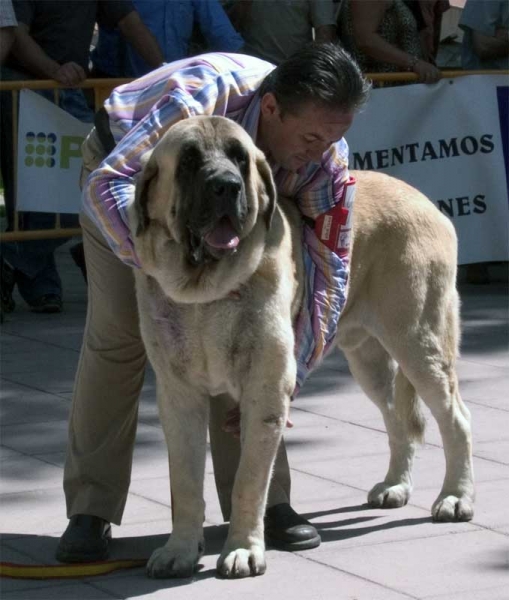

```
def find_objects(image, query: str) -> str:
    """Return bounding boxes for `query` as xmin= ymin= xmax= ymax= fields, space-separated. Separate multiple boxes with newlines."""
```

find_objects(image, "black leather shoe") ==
xmin=264 ymin=503 xmax=321 ymax=551
xmin=55 ymin=514 xmax=111 ymax=563
xmin=29 ymin=294 xmax=62 ymax=314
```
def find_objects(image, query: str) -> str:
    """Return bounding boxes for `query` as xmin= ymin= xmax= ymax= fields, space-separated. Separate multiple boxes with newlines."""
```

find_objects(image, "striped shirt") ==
xmin=83 ymin=52 xmax=352 ymax=391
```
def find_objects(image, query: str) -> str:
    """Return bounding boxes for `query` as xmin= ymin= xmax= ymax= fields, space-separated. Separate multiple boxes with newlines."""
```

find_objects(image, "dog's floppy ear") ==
xmin=134 ymin=150 xmax=157 ymax=236
xmin=256 ymin=154 xmax=277 ymax=230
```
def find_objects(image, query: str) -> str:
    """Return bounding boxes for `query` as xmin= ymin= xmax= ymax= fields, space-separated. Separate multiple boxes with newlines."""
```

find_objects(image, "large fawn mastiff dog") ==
xmin=128 ymin=115 xmax=474 ymax=579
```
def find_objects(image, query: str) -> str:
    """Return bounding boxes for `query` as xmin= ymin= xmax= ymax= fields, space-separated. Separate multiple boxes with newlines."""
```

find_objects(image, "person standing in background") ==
xmin=91 ymin=0 xmax=243 ymax=78
xmin=459 ymin=0 xmax=508 ymax=71
xmin=226 ymin=0 xmax=337 ymax=65
xmin=459 ymin=0 xmax=508 ymax=284
xmin=418 ymin=0 xmax=450 ymax=63
xmin=337 ymin=0 xmax=441 ymax=83
xmin=0 ymin=0 xmax=164 ymax=314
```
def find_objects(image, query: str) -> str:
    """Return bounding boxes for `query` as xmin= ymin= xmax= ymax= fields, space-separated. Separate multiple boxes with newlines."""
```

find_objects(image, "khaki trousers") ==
xmin=63 ymin=128 xmax=291 ymax=525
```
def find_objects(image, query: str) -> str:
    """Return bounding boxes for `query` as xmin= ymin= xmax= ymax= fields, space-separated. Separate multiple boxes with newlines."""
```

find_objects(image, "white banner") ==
xmin=16 ymin=89 xmax=92 ymax=214
xmin=14 ymin=77 xmax=509 ymax=263
xmin=347 ymin=75 xmax=509 ymax=265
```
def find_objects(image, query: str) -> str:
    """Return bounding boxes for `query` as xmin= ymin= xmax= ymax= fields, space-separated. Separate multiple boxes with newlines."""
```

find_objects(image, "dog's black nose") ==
xmin=209 ymin=173 xmax=242 ymax=200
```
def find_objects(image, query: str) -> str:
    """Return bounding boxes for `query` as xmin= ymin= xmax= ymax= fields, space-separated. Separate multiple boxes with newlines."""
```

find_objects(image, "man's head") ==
xmin=257 ymin=43 xmax=370 ymax=171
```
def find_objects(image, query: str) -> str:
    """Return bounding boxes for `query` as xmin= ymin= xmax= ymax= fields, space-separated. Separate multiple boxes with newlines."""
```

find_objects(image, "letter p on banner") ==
xmin=60 ymin=136 xmax=85 ymax=169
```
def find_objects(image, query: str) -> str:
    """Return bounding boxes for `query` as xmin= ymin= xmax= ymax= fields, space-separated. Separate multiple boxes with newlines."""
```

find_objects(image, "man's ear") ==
xmin=256 ymin=153 xmax=277 ymax=230
xmin=260 ymin=92 xmax=279 ymax=118
xmin=134 ymin=151 xmax=157 ymax=236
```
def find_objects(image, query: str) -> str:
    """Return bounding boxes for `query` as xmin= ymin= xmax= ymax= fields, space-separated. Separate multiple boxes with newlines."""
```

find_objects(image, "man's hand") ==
xmin=12 ymin=23 xmax=87 ymax=83
xmin=472 ymin=28 xmax=509 ymax=60
xmin=222 ymin=405 xmax=294 ymax=439
xmin=52 ymin=61 xmax=87 ymax=86
xmin=412 ymin=58 xmax=441 ymax=84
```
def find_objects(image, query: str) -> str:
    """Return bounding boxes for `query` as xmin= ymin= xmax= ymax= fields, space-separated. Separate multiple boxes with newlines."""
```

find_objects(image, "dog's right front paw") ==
xmin=147 ymin=541 xmax=203 ymax=578
xmin=368 ymin=481 xmax=411 ymax=509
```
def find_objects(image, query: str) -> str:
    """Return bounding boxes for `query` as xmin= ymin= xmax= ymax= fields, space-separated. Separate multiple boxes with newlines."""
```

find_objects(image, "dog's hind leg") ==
xmin=389 ymin=292 xmax=474 ymax=522
xmin=412 ymin=370 xmax=473 ymax=522
xmin=340 ymin=332 xmax=421 ymax=509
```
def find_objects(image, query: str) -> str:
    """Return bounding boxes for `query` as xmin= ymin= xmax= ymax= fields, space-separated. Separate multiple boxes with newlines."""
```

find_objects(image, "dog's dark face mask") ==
xmin=175 ymin=136 xmax=251 ymax=265
xmin=134 ymin=117 xmax=277 ymax=267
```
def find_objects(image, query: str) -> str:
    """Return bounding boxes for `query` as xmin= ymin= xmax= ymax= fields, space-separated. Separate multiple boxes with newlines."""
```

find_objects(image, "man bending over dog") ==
xmin=56 ymin=43 xmax=370 ymax=563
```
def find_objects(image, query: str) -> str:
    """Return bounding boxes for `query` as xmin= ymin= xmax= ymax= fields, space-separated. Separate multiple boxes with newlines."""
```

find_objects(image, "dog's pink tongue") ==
xmin=204 ymin=218 xmax=239 ymax=249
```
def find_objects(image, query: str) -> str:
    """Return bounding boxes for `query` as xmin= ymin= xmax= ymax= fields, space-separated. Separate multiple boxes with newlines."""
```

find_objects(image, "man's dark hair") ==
xmin=260 ymin=43 xmax=371 ymax=116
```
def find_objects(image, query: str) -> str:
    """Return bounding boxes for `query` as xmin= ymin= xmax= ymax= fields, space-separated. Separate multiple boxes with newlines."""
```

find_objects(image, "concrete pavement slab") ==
xmin=425 ymin=586 xmax=509 ymax=600
xmin=1 ymin=455 xmax=64 ymax=494
xmin=1 ymin=380 xmax=70 ymax=425
xmin=309 ymin=529 xmax=509 ymax=599
xmin=1 ymin=488 xmax=68 ymax=539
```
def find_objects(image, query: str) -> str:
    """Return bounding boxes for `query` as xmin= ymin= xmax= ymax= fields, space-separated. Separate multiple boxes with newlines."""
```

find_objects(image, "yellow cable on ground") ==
xmin=0 ymin=559 xmax=147 ymax=580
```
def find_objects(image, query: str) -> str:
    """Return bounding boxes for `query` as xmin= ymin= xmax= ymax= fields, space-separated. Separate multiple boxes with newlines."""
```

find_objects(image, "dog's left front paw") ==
xmin=432 ymin=494 xmax=474 ymax=522
xmin=217 ymin=545 xmax=266 ymax=578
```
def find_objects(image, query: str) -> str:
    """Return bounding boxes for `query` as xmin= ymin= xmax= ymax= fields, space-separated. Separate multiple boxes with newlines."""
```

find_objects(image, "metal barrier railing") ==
xmin=0 ymin=70 xmax=505 ymax=243
xmin=0 ymin=78 xmax=130 ymax=242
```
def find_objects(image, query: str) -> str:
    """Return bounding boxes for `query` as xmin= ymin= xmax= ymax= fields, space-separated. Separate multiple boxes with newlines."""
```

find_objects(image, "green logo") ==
xmin=23 ymin=132 xmax=84 ymax=169
xmin=24 ymin=131 xmax=56 ymax=168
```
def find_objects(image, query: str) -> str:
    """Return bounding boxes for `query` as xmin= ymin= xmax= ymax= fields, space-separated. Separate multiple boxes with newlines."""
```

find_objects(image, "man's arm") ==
xmin=460 ymin=0 xmax=509 ymax=62
xmin=117 ymin=11 xmax=164 ymax=69
xmin=472 ymin=28 xmax=509 ymax=60
xmin=0 ymin=27 xmax=16 ymax=64
xmin=0 ymin=0 xmax=17 ymax=64
xmin=11 ymin=22 xmax=86 ymax=83
xmin=311 ymin=0 xmax=338 ymax=43
xmin=350 ymin=0 xmax=440 ymax=82
xmin=224 ymin=0 xmax=251 ymax=32
xmin=194 ymin=0 xmax=244 ymax=53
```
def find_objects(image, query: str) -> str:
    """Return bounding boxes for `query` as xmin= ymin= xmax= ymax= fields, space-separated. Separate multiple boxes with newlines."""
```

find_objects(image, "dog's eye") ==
xmin=177 ymin=143 xmax=202 ymax=177
xmin=225 ymin=139 xmax=249 ymax=172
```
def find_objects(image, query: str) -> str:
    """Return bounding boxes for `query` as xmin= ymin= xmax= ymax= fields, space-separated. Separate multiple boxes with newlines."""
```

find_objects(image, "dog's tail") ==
xmin=394 ymin=369 xmax=426 ymax=443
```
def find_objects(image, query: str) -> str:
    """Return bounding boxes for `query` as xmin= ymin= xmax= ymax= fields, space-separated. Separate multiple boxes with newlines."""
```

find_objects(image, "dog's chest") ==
xmin=145 ymin=289 xmax=251 ymax=398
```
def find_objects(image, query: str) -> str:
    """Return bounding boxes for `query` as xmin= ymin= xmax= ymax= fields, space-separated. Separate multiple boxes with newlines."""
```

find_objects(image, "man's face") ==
xmin=258 ymin=93 xmax=355 ymax=172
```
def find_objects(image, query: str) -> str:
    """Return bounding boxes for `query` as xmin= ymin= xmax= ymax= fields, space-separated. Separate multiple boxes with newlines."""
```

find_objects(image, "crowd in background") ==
xmin=0 ymin=0 xmax=507 ymax=317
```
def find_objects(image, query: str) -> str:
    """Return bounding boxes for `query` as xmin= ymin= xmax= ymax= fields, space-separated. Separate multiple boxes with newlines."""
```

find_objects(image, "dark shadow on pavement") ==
xmin=301 ymin=504 xmax=371 ymax=520
xmin=315 ymin=515 xmax=431 ymax=543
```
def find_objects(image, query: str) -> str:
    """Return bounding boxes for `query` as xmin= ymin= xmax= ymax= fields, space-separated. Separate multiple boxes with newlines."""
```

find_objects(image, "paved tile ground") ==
xmin=1 ymin=244 xmax=508 ymax=600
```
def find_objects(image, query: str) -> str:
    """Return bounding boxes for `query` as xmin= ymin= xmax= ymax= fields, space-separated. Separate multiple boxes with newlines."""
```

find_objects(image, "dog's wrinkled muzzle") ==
xmin=187 ymin=170 xmax=247 ymax=265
